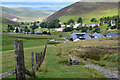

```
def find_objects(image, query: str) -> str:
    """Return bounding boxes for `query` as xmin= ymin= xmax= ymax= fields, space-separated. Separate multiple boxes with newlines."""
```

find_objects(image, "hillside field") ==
xmin=1 ymin=33 xmax=119 ymax=78
xmin=59 ymin=8 xmax=118 ymax=24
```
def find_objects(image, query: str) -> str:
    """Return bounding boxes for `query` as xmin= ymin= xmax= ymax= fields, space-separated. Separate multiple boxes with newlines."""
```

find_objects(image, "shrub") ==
xmin=42 ymin=31 xmax=47 ymax=34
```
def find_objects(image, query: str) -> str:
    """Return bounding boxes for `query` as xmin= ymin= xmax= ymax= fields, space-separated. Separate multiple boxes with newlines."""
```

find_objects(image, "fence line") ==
xmin=0 ymin=39 xmax=47 ymax=79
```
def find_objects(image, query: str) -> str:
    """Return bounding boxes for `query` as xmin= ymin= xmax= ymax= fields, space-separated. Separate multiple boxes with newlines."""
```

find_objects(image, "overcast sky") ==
xmin=2 ymin=0 xmax=80 ymax=2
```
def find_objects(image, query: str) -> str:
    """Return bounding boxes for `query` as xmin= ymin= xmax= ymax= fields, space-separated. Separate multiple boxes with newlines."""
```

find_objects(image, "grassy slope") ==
xmin=0 ymin=17 xmax=20 ymax=32
xmin=56 ymin=37 xmax=119 ymax=71
xmin=1 ymin=6 xmax=55 ymax=18
xmin=2 ymin=33 xmax=58 ymax=51
xmin=2 ymin=33 xmax=119 ymax=78
xmin=1 ymin=6 xmax=55 ymax=21
xmin=45 ymin=2 xmax=118 ymax=22
xmin=59 ymin=8 xmax=118 ymax=24
xmin=2 ymin=34 xmax=105 ymax=78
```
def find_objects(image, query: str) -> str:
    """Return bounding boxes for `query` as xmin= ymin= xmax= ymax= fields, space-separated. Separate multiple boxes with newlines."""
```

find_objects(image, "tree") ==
xmin=48 ymin=19 xmax=61 ymax=28
xmin=90 ymin=18 xmax=97 ymax=22
xmin=67 ymin=19 xmax=74 ymax=25
xmin=76 ymin=26 xmax=81 ymax=31
xmin=89 ymin=26 xmax=92 ymax=31
xmin=15 ymin=27 xmax=19 ymax=33
xmin=93 ymin=25 xmax=99 ymax=28
xmin=77 ymin=17 xmax=83 ymax=23
xmin=24 ymin=26 xmax=30 ymax=32
xmin=40 ymin=22 xmax=48 ymax=28
xmin=30 ymin=23 xmax=38 ymax=34
xmin=37 ymin=21 xmax=40 ymax=23
xmin=111 ymin=26 xmax=117 ymax=29
xmin=81 ymin=27 xmax=88 ymax=32
xmin=64 ymin=23 xmax=67 ymax=25
xmin=63 ymin=27 xmax=73 ymax=32
xmin=20 ymin=29 xmax=22 ymax=32
xmin=21 ymin=22 xmax=25 ymax=25
xmin=7 ymin=24 xmax=14 ymax=32
xmin=108 ymin=20 xmax=111 ymax=27
xmin=93 ymin=28 xmax=100 ymax=33
xmin=42 ymin=31 xmax=47 ymax=34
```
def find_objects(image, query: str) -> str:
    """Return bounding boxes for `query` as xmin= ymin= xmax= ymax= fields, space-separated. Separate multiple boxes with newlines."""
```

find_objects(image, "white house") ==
xmin=111 ymin=20 xmax=116 ymax=26
xmin=67 ymin=25 xmax=70 ymax=27
xmin=12 ymin=18 xmax=18 ymax=22
xmin=73 ymin=22 xmax=80 ymax=28
xmin=14 ymin=26 xmax=20 ymax=32
xmin=61 ymin=24 xmax=65 ymax=27
xmin=54 ymin=28 xmax=64 ymax=31
xmin=82 ymin=24 xmax=99 ymax=27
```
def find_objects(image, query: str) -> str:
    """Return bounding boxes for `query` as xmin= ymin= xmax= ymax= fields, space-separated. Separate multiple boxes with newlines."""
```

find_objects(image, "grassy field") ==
xmin=2 ymin=33 xmax=113 ymax=78
xmin=2 ymin=33 xmax=119 ymax=79
xmin=59 ymin=9 xmax=118 ymax=24
xmin=56 ymin=37 xmax=119 ymax=71
xmin=2 ymin=33 xmax=58 ymax=51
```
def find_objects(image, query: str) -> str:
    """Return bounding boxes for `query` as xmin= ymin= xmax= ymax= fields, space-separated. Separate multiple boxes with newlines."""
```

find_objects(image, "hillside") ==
xmin=2 ymin=33 xmax=119 ymax=78
xmin=0 ymin=17 xmax=20 ymax=31
xmin=1 ymin=6 xmax=55 ymax=21
xmin=45 ymin=2 xmax=118 ymax=23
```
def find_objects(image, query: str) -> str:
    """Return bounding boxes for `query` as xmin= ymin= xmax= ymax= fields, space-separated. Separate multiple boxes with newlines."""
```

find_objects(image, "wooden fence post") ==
xmin=39 ymin=52 xmax=43 ymax=67
xmin=14 ymin=39 xmax=26 ymax=80
xmin=38 ymin=53 xmax=41 ymax=67
xmin=43 ymin=45 xmax=47 ymax=60
xmin=36 ymin=52 xmax=38 ymax=70
xmin=37 ymin=53 xmax=40 ymax=68
xmin=31 ymin=52 xmax=35 ymax=76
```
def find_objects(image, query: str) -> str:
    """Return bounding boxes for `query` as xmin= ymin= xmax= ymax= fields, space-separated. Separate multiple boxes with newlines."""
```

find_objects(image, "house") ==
xmin=59 ymin=22 xmax=65 ymax=27
xmin=35 ymin=32 xmax=42 ymax=35
xmin=71 ymin=33 xmax=91 ymax=41
xmin=13 ymin=26 xmax=20 ymax=33
xmin=61 ymin=24 xmax=65 ymax=27
xmin=54 ymin=28 xmax=64 ymax=31
xmin=82 ymin=24 xmax=99 ymax=27
xmin=111 ymin=20 xmax=116 ymax=26
xmin=101 ymin=29 xmax=106 ymax=31
xmin=12 ymin=18 xmax=18 ymax=22
xmin=73 ymin=22 xmax=80 ymax=28
xmin=67 ymin=25 xmax=70 ymax=27
xmin=26 ymin=32 xmax=32 ymax=34
xmin=106 ymin=33 xmax=120 ymax=38
xmin=92 ymin=32 xmax=105 ymax=38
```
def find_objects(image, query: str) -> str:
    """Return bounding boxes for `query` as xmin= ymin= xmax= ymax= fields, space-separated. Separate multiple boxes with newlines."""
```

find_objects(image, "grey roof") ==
xmin=106 ymin=33 xmax=120 ymax=37
xmin=92 ymin=32 xmax=105 ymax=38
xmin=71 ymin=33 xmax=91 ymax=40
xmin=35 ymin=32 xmax=42 ymax=34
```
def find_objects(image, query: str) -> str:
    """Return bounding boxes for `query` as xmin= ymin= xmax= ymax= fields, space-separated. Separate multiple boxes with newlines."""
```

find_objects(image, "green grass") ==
xmin=2 ymin=33 xmax=55 ymax=51
xmin=2 ymin=33 xmax=107 ymax=78
xmin=59 ymin=8 xmax=118 ymax=24
xmin=2 ymin=45 xmax=105 ymax=78
xmin=56 ymin=36 xmax=119 ymax=71
xmin=2 ymin=33 xmax=119 ymax=78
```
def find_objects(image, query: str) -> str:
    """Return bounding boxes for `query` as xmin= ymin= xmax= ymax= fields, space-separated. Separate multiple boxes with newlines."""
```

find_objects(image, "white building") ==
xmin=12 ymin=18 xmax=18 ymax=22
xmin=14 ymin=26 xmax=20 ymax=32
xmin=73 ymin=22 xmax=80 ymax=28
xmin=54 ymin=28 xmax=64 ymax=31
xmin=67 ymin=25 xmax=70 ymax=27
xmin=82 ymin=24 xmax=99 ymax=27
xmin=111 ymin=20 xmax=116 ymax=26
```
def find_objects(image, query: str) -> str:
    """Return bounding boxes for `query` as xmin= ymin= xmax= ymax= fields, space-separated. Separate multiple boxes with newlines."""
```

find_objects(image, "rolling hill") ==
xmin=0 ymin=6 xmax=55 ymax=21
xmin=45 ymin=2 xmax=118 ymax=24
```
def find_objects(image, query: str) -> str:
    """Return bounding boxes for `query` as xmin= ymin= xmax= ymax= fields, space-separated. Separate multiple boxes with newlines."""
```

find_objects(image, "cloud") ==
xmin=2 ymin=0 xmax=80 ymax=2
